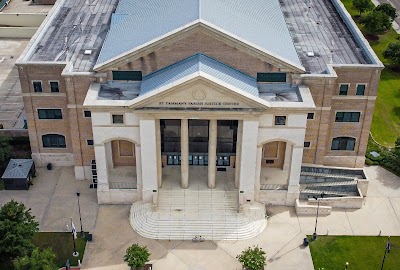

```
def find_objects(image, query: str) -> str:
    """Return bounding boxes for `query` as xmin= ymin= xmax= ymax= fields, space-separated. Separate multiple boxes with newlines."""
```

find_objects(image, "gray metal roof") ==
xmin=140 ymin=54 xmax=259 ymax=97
xmin=96 ymin=0 xmax=302 ymax=68
xmin=1 ymin=159 xmax=34 ymax=179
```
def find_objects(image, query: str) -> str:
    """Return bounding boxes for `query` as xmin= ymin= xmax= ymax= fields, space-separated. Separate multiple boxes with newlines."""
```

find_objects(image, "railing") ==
xmin=260 ymin=184 xmax=288 ymax=190
xmin=109 ymin=182 xmax=137 ymax=189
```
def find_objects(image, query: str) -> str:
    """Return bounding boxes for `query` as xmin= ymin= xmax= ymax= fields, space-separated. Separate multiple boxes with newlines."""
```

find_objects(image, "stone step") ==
xmin=300 ymin=189 xmax=358 ymax=197
xmin=129 ymin=202 xmax=266 ymax=240
xmin=303 ymin=180 xmax=357 ymax=188
xmin=300 ymin=171 xmax=356 ymax=180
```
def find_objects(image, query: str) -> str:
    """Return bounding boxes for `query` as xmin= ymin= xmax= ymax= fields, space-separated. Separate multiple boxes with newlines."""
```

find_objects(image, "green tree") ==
xmin=361 ymin=11 xmax=392 ymax=34
xmin=353 ymin=0 xmax=374 ymax=15
xmin=0 ymin=136 xmax=12 ymax=170
xmin=375 ymin=3 xmax=397 ymax=21
xmin=0 ymin=200 xmax=39 ymax=262
xmin=236 ymin=246 xmax=266 ymax=270
xmin=124 ymin=244 xmax=151 ymax=269
xmin=14 ymin=248 xmax=57 ymax=270
xmin=383 ymin=41 xmax=400 ymax=66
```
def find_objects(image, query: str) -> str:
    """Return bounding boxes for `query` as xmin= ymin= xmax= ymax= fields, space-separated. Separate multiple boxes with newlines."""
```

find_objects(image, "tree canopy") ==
xmin=0 ymin=200 xmax=39 ymax=262
xmin=375 ymin=3 xmax=397 ymax=22
xmin=353 ymin=0 xmax=374 ymax=15
xmin=0 ymin=136 xmax=12 ymax=172
xmin=13 ymin=248 xmax=57 ymax=270
xmin=361 ymin=10 xmax=392 ymax=34
xmin=383 ymin=41 xmax=400 ymax=66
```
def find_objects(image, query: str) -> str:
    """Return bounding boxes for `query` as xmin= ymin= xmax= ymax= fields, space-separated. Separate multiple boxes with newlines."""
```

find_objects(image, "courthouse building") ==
xmin=17 ymin=0 xmax=382 ymax=221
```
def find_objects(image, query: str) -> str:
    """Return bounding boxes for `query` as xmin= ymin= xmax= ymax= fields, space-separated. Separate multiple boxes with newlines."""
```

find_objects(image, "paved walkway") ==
xmin=0 ymin=167 xmax=99 ymax=232
xmin=1 ymin=165 xmax=399 ymax=269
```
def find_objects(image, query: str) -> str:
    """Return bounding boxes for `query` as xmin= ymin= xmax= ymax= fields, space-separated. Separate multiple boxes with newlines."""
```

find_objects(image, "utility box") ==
xmin=1 ymin=159 xmax=36 ymax=190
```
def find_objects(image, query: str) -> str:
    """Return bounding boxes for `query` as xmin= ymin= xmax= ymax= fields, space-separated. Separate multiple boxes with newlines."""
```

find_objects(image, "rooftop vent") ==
xmin=84 ymin=50 xmax=92 ymax=55
xmin=307 ymin=51 xmax=315 ymax=57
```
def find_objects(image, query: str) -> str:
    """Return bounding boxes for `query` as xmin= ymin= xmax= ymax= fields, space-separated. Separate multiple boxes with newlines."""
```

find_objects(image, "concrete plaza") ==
xmin=1 ymin=165 xmax=400 ymax=269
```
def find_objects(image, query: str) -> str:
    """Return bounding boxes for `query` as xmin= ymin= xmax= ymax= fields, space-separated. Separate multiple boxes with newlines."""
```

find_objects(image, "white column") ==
xmin=283 ymin=142 xmax=292 ymax=171
xmin=208 ymin=119 xmax=217 ymax=189
xmin=181 ymin=119 xmax=189 ymax=189
xmin=156 ymin=120 xmax=162 ymax=188
xmin=105 ymin=142 xmax=113 ymax=169
xmin=94 ymin=144 xmax=110 ymax=204
xmin=140 ymin=118 xmax=158 ymax=203
xmin=135 ymin=144 xmax=143 ymax=200
xmin=286 ymin=145 xmax=303 ymax=205
xmin=254 ymin=146 xmax=263 ymax=201
xmin=288 ymin=146 xmax=303 ymax=188
xmin=238 ymin=119 xmax=259 ymax=204
xmin=234 ymin=120 xmax=243 ymax=189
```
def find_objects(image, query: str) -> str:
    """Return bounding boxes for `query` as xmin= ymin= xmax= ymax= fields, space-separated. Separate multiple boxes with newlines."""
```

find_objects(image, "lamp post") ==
xmin=380 ymin=236 xmax=391 ymax=270
xmin=312 ymin=193 xmax=325 ymax=240
xmin=76 ymin=192 xmax=85 ymax=238
xmin=345 ymin=262 xmax=349 ymax=269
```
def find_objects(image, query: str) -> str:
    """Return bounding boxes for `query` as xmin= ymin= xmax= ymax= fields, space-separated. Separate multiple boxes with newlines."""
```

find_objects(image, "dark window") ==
xmin=38 ymin=109 xmax=62 ymax=119
xmin=356 ymin=84 xmax=365 ymax=95
xmin=257 ymin=73 xmax=286 ymax=83
xmin=339 ymin=84 xmax=349 ymax=95
xmin=275 ymin=116 xmax=286 ymax=125
xmin=112 ymin=71 xmax=142 ymax=81
xmin=50 ymin=81 xmax=59 ymax=92
xmin=335 ymin=112 xmax=360 ymax=122
xmin=331 ymin=137 xmax=355 ymax=151
xmin=304 ymin=141 xmax=311 ymax=148
xmin=112 ymin=114 xmax=124 ymax=124
xmin=87 ymin=139 xmax=94 ymax=146
xmin=84 ymin=111 xmax=91 ymax=118
xmin=307 ymin=113 xmax=314 ymax=120
xmin=42 ymin=134 xmax=66 ymax=148
xmin=33 ymin=81 xmax=42 ymax=92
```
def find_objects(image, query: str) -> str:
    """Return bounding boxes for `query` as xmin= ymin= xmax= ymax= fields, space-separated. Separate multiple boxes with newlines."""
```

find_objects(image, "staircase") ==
xmin=129 ymin=189 xmax=266 ymax=240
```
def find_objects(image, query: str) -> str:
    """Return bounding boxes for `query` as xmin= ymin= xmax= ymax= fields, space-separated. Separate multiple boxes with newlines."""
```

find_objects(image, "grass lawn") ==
xmin=341 ymin=0 xmax=400 ymax=147
xmin=309 ymin=236 xmax=400 ymax=269
xmin=32 ymin=232 xmax=87 ymax=267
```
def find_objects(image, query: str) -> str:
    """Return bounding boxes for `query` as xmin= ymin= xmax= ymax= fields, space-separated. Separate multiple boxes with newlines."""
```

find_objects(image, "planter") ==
xmin=130 ymin=264 xmax=152 ymax=270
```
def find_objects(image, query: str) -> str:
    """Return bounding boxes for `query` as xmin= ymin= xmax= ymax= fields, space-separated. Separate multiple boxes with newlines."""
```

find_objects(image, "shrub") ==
xmin=353 ymin=0 xmax=374 ymax=15
xmin=124 ymin=244 xmax=150 ymax=269
xmin=375 ymin=3 xmax=397 ymax=21
xmin=14 ymin=248 xmax=57 ymax=270
xmin=361 ymin=11 xmax=392 ymax=34
xmin=237 ymin=246 xmax=266 ymax=270
xmin=383 ymin=41 xmax=400 ymax=66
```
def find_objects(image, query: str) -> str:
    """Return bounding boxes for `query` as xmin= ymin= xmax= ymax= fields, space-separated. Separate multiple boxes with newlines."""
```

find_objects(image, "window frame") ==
xmin=274 ymin=115 xmax=287 ymax=126
xmin=307 ymin=113 xmax=315 ymax=120
xmin=356 ymin=84 xmax=366 ymax=96
xmin=42 ymin=134 xmax=66 ymax=148
xmin=83 ymin=110 xmax=92 ymax=118
xmin=339 ymin=83 xmax=349 ymax=96
xmin=331 ymin=137 xmax=356 ymax=151
xmin=335 ymin=111 xmax=361 ymax=123
xmin=49 ymin=81 xmax=60 ymax=93
xmin=32 ymin=80 xmax=43 ymax=93
xmin=112 ymin=114 xmax=124 ymax=124
xmin=112 ymin=71 xmax=143 ymax=81
xmin=304 ymin=141 xmax=311 ymax=148
xmin=37 ymin=108 xmax=63 ymax=120
xmin=87 ymin=139 xmax=94 ymax=146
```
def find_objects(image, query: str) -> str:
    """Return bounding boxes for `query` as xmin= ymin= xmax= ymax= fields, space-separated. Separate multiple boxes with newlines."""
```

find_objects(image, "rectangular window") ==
xmin=257 ymin=72 xmax=286 ymax=83
xmin=356 ymin=84 xmax=365 ymax=95
xmin=87 ymin=139 xmax=94 ymax=146
xmin=335 ymin=112 xmax=360 ymax=122
xmin=42 ymin=134 xmax=66 ymax=148
xmin=112 ymin=71 xmax=142 ymax=81
xmin=33 ymin=81 xmax=42 ymax=92
xmin=50 ymin=81 xmax=59 ymax=92
xmin=339 ymin=84 xmax=349 ymax=95
xmin=112 ymin=114 xmax=124 ymax=124
xmin=331 ymin=137 xmax=356 ymax=151
xmin=304 ymin=142 xmax=311 ymax=148
xmin=307 ymin=113 xmax=314 ymax=120
xmin=38 ymin=109 xmax=62 ymax=119
xmin=84 ymin=111 xmax=91 ymax=118
xmin=274 ymin=116 xmax=287 ymax=126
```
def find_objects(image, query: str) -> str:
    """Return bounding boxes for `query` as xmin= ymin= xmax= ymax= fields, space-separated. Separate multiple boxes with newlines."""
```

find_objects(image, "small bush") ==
xmin=124 ymin=244 xmax=150 ymax=269
xmin=237 ymin=246 xmax=266 ymax=270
